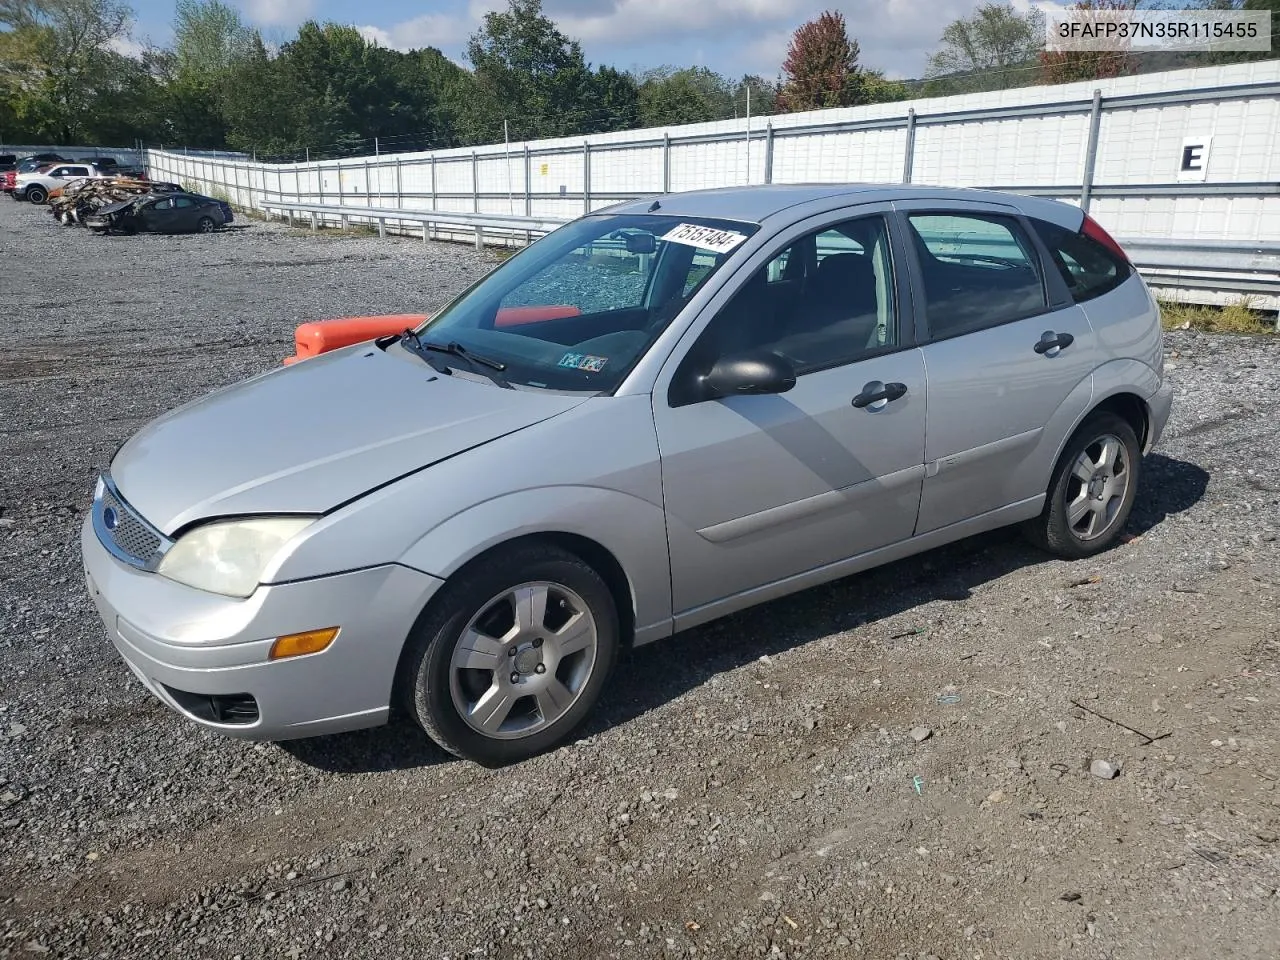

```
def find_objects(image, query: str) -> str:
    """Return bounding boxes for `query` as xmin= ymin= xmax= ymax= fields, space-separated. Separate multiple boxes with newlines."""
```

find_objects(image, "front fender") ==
xmin=397 ymin=485 xmax=673 ymax=646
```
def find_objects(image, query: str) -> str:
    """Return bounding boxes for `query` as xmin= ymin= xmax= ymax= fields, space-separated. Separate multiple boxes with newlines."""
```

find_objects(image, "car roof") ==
xmin=599 ymin=183 xmax=1083 ymax=230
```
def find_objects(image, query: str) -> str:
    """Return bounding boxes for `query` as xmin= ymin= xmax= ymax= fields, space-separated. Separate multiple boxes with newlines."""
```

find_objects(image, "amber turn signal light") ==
xmin=269 ymin=627 xmax=339 ymax=661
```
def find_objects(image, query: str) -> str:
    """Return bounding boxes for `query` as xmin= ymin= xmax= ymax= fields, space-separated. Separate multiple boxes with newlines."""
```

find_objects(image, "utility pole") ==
xmin=504 ymin=119 xmax=514 ymax=215
xmin=745 ymin=85 xmax=752 ymax=185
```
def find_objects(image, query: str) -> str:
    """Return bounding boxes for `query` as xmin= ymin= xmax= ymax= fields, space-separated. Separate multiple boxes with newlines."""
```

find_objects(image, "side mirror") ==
xmin=623 ymin=232 xmax=656 ymax=255
xmin=701 ymin=352 xmax=797 ymax=399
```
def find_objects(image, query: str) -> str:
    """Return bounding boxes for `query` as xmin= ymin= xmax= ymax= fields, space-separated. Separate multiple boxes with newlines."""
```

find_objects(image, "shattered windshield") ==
xmin=411 ymin=213 xmax=758 ymax=392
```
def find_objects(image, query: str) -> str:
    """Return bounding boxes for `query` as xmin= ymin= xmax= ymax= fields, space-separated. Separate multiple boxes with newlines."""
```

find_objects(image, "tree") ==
xmin=734 ymin=74 xmax=779 ymax=117
xmin=637 ymin=66 xmax=735 ymax=126
xmin=465 ymin=0 xmax=598 ymax=139
xmin=0 ymin=0 xmax=132 ymax=141
xmin=776 ymin=10 xmax=863 ymax=112
xmin=173 ymin=0 xmax=253 ymax=83
xmin=1039 ymin=0 xmax=1138 ymax=84
xmin=924 ymin=2 xmax=1045 ymax=93
xmin=860 ymin=70 xmax=911 ymax=104
xmin=220 ymin=33 xmax=300 ymax=155
xmin=586 ymin=65 xmax=640 ymax=132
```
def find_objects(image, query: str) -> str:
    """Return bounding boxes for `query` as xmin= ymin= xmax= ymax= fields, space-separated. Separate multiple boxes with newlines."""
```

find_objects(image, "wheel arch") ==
xmin=1090 ymin=391 xmax=1151 ymax=451
xmin=390 ymin=530 xmax=640 ymax=716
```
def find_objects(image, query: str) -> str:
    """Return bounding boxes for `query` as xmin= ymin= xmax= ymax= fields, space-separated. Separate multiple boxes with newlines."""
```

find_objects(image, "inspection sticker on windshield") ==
xmin=660 ymin=223 xmax=747 ymax=255
xmin=558 ymin=352 xmax=608 ymax=373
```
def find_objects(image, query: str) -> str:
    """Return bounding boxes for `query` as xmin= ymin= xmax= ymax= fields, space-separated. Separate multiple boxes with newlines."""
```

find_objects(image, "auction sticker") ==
xmin=660 ymin=223 xmax=747 ymax=255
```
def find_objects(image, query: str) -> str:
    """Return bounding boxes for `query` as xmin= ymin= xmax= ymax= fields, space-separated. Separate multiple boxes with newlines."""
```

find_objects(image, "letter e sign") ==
xmin=1177 ymin=136 xmax=1211 ymax=182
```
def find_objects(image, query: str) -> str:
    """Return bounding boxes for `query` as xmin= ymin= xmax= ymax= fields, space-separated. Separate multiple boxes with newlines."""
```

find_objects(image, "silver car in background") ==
xmin=82 ymin=184 xmax=1173 ymax=765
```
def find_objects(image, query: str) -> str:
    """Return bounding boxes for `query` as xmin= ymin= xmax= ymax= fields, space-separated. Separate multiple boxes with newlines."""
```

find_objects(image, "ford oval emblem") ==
xmin=103 ymin=506 xmax=119 ymax=531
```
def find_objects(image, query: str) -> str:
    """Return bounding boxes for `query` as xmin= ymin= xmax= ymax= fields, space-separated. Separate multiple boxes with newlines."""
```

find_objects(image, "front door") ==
xmin=140 ymin=197 xmax=180 ymax=232
xmin=652 ymin=208 xmax=928 ymax=622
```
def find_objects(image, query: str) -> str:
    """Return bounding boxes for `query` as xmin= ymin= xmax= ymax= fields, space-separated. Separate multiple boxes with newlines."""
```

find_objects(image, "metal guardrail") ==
xmin=257 ymin=201 xmax=1280 ymax=314
xmin=1122 ymin=240 xmax=1280 ymax=305
xmin=261 ymin=201 xmax=569 ymax=248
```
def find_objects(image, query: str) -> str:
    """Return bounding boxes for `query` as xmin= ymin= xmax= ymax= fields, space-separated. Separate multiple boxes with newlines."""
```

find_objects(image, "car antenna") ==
xmin=648 ymin=199 xmax=661 ymax=212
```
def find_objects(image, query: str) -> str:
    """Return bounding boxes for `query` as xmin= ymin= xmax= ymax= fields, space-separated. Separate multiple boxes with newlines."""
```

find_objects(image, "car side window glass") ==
xmin=1030 ymin=217 xmax=1131 ymax=303
xmin=152 ymin=198 xmax=173 ymax=210
xmin=174 ymin=197 xmax=197 ymax=208
xmin=675 ymin=214 xmax=898 ymax=398
xmin=906 ymin=213 xmax=1047 ymax=340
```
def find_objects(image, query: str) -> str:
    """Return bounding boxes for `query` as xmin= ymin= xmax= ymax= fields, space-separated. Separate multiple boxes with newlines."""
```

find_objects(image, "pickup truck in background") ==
xmin=14 ymin=162 xmax=113 ymax=204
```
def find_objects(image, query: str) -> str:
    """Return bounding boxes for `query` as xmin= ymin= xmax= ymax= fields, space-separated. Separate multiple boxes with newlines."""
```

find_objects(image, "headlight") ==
xmin=156 ymin=517 xmax=315 ymax=598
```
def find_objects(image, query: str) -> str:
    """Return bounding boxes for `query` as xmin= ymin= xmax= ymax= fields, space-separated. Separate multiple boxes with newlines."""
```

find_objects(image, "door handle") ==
xmin=1034 ymin=330 xmax=1074 ymax=355
xmin=852 ymin=381 xmax=908 ymax=410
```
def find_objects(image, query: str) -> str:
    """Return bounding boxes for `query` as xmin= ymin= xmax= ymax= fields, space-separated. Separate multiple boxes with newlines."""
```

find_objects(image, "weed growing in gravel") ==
xmin=1159 ymin=297 xmax=1276 ymax=334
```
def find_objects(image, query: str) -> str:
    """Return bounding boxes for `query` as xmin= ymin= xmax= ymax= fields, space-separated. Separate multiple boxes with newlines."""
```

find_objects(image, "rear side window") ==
xmin=1031 ymin=218 xmax=1131 ymax=303
xmin=906 ymin=213 xmax=1048 ymax=340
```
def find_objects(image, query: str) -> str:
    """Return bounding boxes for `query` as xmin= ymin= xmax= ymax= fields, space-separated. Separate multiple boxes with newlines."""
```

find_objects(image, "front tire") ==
xmin=1023 ymin=411 xmax=1140 ymax=559
xmin=26 ymin=186 xmax=47 ymax=204
xmin=401 ymin=543 xmax=619 ymax=766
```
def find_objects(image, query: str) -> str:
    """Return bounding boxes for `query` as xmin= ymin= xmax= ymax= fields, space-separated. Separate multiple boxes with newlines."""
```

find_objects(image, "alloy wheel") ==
xmin=448 ymin=581 xmax=599 ymax=740
xmin=1064 ymin=433 xmax=1131 ymax=541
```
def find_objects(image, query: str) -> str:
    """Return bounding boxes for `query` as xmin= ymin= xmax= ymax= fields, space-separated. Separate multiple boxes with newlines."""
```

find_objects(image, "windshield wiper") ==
xmin=394 ymin=327 xmax=452 ymax=375
xmin=419 ymin=340 xmax=512 ymax=389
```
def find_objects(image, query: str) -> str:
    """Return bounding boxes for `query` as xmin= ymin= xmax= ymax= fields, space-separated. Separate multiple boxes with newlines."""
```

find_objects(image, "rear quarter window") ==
xmin=1031 ymin=218 xmax=1131 ymax=303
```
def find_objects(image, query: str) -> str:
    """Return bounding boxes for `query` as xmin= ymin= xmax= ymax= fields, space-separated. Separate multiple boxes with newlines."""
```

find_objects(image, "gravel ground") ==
xmin=2 ymin=199 xmax=1278 ymax=960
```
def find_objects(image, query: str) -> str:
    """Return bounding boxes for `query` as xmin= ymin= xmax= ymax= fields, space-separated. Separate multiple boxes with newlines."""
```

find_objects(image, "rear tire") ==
xmin=400 ymin=543 xmax=619 ymax=767
xmin=1023 ymin=411 xmax=1140 ymax=559
xmin=196 ymin=216 xmax=216 ymax=233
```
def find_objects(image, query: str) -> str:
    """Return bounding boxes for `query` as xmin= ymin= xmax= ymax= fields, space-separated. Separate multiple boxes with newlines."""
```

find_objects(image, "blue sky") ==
xmin=123 ymin=0 xmax=1054 ymax=81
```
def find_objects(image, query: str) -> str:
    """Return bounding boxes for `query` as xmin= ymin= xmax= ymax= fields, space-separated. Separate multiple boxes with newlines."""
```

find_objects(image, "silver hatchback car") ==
xmin=83 ymin=184 xmax=1173 ymax=765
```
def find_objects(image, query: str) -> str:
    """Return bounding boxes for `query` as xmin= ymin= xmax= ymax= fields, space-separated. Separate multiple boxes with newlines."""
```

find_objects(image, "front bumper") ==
xmin=81 ymin=515 xmax=444 ymax=740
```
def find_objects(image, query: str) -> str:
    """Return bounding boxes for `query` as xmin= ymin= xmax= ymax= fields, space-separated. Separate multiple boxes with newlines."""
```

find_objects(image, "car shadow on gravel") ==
xmin=1126 ymin=452 xmax=1210 ymax=535
xmin=277 ymin=453 xmax=1208 ymax=773
xmin=588 ymin=451 xmax=1210 ymax=742
xmin=276 ymin=715 xmax=452 ymax=773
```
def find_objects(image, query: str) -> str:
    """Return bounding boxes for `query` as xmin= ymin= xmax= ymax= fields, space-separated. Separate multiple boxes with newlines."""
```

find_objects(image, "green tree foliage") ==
xmin=924 ymin=2 xmax=1045 ymax=94
xmin=637 ymin=66 xmax=735 ymax=126
xmin=6 ymin=0 xmax=1266 ymax=155
xmin=777 ymin=10 xmax=864 ymax=112
xmin=0 ymin=0 xmax=132 ymax=141
xmin=466 ymin=0 xmax=601 ymax=139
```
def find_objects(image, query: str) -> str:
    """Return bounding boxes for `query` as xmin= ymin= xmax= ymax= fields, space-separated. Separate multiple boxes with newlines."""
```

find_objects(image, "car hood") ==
xmin=110 ymin=344 xmax=590 ymax=535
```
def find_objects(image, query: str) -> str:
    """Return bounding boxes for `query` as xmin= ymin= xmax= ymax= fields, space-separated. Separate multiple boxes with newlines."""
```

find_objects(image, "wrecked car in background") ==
xmin=49 ymin=178 xmax=181 ymax=225
xmin=86 ymin=192 xmax=234 ymax=234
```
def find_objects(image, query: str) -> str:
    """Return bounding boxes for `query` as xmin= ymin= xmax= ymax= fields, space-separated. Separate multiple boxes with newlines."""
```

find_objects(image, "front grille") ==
xmin=94 ymin=476 xmax=167 ymax=568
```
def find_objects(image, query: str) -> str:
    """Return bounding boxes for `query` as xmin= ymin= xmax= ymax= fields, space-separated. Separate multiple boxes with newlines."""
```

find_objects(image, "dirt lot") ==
xmin=1 ymin=198 xmax=1278 ymax=960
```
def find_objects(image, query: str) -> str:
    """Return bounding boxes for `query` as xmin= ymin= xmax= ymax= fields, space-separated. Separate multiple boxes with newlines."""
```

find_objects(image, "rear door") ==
xmin=171 ymin=196 xmax=200 ymax=231
xmin=896 ymin=201 xmax=1098 ymax=534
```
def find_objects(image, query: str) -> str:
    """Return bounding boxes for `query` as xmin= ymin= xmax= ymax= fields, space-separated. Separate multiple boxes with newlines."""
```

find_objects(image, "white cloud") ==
xmin=355 ymin=14 xmax=470 ymax=51
xmin=108 ymin=35 xmax=147 ymax=59
xmin=551 ymin=0 xmax=806 ymax=45
xmin=355 ymin=1 xmax=505 ymax=55
xmin=239 ymin=0 xmax=314 ymax=29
